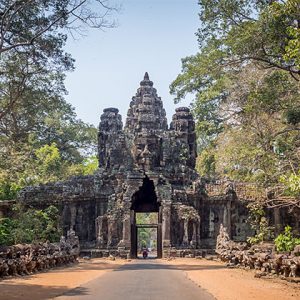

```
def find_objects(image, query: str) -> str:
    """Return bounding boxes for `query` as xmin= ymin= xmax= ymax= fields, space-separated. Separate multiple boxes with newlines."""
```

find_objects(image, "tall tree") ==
xmin=0 ymin=0 xmax=116 ymax=199
xmin=0 ymin=0 xmax=117 ymax=54
xmin=0 ymin=0 xmax=118 ymax=120
xmin=171 ymin=0 xmax=300 ymax=204
xmin=197 ymin=0 xmax=300 ymax=77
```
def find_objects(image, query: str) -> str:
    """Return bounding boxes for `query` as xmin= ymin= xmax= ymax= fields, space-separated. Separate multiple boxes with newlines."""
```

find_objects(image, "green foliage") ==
xmin=196 ymin=0 xmax=300 ymax=76
xmin=285 ymin=108 xmax=300 ymax=125
xmin=0 ymin=1 xmax=105 ymax=201
xmin=0 ymin=218 xmax=14 ymax=245
xmin=171 ymin=1 xmax=300 ymax=198
xmin=0 ymin=182 xmax=20 ymax=201
xmin=0 ymin=141 xmax=98 ymax=200
xmin=269 ymin=0 xmax=300 ymax=71
xmin=196 ymin=148 xmax=216 ymax=178
xmin=280 ymin=171 xmax=300 ymax=197
xmin=274 ymin=226 xmax=300 ymax=252
xmin=82 ymin=156 xmax=99 ymax=175
xmin=136 ymin=213 xmax=158 ymax=250
xmin=246 ymin=202 xmax=274 ymax=244
xmin=35 ymin=143 xmax=62 ymax=180
xmin=0 ymin=204 xmax=62 ymax=246
xmin=0 ymin=1 xmax=117 ymax=57
xmin=284 ymin=26 xmax=300 ymax=70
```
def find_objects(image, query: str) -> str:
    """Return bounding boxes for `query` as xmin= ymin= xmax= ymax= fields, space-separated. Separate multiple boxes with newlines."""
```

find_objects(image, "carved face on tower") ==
xmin=132 ymin=133 xmax=160 ymax=171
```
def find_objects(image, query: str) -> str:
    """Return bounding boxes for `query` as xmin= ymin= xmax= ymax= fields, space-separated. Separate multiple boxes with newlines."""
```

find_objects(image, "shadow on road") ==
xmin=114 ymin=261 xmax=227 ymax=272
xmin=61 ymin=286 xmax=90 ymax=297
xmin=0 ymin=282 xmax=79 ymax=300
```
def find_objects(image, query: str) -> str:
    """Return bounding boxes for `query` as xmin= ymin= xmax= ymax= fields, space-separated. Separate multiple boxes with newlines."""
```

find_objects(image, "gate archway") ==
xmin=130 ymin=177 xmax=162 ymax=258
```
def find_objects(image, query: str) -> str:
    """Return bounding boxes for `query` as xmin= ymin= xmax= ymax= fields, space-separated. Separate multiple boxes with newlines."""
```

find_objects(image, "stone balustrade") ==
xmin=216 ymin=224 xmax=300 ymax=279
xmin=0 ymin=230 xmax=79 ymax=278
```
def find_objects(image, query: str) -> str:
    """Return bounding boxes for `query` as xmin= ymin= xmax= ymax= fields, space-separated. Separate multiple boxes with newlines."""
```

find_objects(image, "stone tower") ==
xmin=18 ymin=73 xmax=299 ymax=256
xmin=18 ymin=73 xmax=208 ymax=258
xmin=95 ymin=72 xmax=202 ymax=256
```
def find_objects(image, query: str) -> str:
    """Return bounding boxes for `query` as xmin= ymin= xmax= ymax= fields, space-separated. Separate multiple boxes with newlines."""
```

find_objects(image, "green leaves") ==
xmin=196 ymin=148 xmax=216 ymax=178
xmin=171 ymin=1 xmax=300 ymax=193
xmin=269 ymin=0 xmax=300 ymax=71
xmin=35 ymin=143 xmax=62 ymax=178
xmin=280 ymin=171 xmax=300 ymax=197
xmin=0 ymin=204 xmax=61 ymax=245
xmin=246 ymin=202 xmax=274 ymax=245
xmin=0 ymin=218 xmax=14 ymax=245
xmin=275 ymin=225 xmax=300 ymax=252
xmin=196 ymin=0 xmax=300 ymax=75
xmin=0 ymin=141 xmax=98 ymax=200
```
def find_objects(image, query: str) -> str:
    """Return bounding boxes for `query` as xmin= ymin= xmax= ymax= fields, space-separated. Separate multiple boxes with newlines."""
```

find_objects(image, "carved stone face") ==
xmin=132 ymin=134 xmax=160 ymax=170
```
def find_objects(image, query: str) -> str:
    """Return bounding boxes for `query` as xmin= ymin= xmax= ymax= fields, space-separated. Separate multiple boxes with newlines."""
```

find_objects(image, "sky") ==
xmin=64 ymin=0 xmax=200 ymax=127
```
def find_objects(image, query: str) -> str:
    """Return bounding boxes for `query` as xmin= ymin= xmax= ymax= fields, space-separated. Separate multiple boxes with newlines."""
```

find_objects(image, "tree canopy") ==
xmin=0 ymin=1 xmax=117 ymax=199
xmin=171 ymin=0 xmax=300 ymax=206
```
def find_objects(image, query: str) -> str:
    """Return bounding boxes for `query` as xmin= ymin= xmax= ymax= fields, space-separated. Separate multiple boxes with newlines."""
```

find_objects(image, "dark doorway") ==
xmin=131 ymin=177 xmax=159 ymax=213
xmin=130 ymin=177 xmax=162 ymax=258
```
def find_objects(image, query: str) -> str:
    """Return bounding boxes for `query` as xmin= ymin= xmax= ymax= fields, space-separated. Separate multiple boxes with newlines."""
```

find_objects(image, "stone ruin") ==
xmin=0 ymin=230 xmax=80 ymax=278
xmin=15 ymin=73 xmax=300 ymax=258
xmin=216 ymin=224 xmax=300 ymax=279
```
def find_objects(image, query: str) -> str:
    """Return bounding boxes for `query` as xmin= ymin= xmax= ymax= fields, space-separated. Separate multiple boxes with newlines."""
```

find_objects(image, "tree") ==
xmin=197 ymin=0 xmax=300 ymax=77
xmin=0 ymin=0 xmax=117 ymax=55
xmin=246 ymin=202 xmax=274 ymax=245
xmin=171 ymin=0 xmax=300 ymax=208
xmin=0 ymin=142 xmax=98 ymax=200
xmin=0 ymin=1 xmax=109 ymax=199
xmin=0 ymin=0 xmax=118 ymax=120
xmin=274 ymin=225 xmax=300 ymax=252
xmin=0 ymin=204 xmax=62 ymax=245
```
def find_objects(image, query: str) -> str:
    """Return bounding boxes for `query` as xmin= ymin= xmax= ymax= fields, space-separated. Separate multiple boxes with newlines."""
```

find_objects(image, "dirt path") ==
xmin=0 ymin=259 xmax=125 ymax=300
xmin=0 ymin=258 xmax=299 ymax=300
xmin=167 ymin=258 xmax=300 ymax=300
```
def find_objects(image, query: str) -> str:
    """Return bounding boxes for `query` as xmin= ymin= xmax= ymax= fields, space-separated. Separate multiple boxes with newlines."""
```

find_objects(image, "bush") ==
xmin=274 ymin=225 xmax=300 ymax=252
xmin=0 ymin=218 xmax=15 ymax=245
xmin=0 ymin=204 xmax=62 ymax=246
xmin=246 ymin=202 xmax=274 ymax=244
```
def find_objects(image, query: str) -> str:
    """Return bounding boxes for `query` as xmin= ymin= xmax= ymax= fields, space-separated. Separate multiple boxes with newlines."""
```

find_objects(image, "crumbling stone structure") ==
xmin=17 ymin=73 xmax=299 ymax=258
xmin=0 ymin=230 xmax=79 ymax=278
xmin=216 ymin=225 xmax=300 ymax=278
xmin=18 ymin=73 xmax=204 ymax=258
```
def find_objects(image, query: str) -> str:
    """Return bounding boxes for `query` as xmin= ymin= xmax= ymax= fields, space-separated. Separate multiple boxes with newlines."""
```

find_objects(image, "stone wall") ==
xmin=0 ymin=230 xmax=79 ymax=278
xmin=216 ymin=225 xmax=300 ymax=279
xmin=13 ymin=73 xmax=299 ymax=257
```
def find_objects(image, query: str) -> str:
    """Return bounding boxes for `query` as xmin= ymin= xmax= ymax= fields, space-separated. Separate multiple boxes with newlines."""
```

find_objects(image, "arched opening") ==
xmin=130 ymin=177 xmax=162 ymax=258
xmin=131 ymin=177 xmax=159 ymax=212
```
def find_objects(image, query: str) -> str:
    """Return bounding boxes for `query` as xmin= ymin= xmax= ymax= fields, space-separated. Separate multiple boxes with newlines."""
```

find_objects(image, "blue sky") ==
xmin=65 ymin=0 xmax=200 ymax=127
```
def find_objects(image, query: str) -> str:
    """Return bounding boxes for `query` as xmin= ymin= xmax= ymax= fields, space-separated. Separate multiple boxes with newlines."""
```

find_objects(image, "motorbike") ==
xmin=142 ymin=249 xmax=148 ymax=259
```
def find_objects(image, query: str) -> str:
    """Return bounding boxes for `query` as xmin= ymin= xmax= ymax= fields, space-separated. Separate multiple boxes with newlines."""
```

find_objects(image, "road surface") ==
xmin=54 ymin=259 xmax=215 ymax=300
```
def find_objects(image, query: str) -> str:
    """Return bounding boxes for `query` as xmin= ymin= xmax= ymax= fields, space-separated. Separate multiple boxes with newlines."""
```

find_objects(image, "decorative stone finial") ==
xmin=144 ymin=72 xmax=149 ymax=80
xmin=103 ymin=107 xmax=119 ymax=114
xmin=175 ymin=107 xmax=190 ymax=113
xmin=140 ymin=72 xmax=153 ymax=87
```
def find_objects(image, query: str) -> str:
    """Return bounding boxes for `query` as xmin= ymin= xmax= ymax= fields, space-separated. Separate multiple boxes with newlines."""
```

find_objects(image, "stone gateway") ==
xmin=19 ymin=73 xmax=297 ymax=258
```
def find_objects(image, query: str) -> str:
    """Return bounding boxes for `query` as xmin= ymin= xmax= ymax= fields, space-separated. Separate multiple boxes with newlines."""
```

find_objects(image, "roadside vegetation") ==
xmin=0 ymin=1 xmax=118 ymax=245
xmin=0 ymin=1 xmax=118 ymax=200
xmin=171 ymin=0 xmax=300 ymax=250
xmin=171 ymin=0 xmax=300 ymax=208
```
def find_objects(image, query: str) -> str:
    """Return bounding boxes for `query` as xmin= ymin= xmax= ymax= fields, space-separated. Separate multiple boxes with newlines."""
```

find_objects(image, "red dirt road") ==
xmin=0 ymin=258 xmax=299 ymax=300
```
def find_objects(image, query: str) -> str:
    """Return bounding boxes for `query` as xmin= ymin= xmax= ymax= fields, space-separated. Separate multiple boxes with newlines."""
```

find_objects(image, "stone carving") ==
xmin=0 ymin=232 xmax=80 ymax=278
xmin=17 ymin=73 xmax=202 ymax=254
xmin=215 ymin=225 xmax=300 ymax=278
xmin=15 ymin=72 xmax=299 ymax=258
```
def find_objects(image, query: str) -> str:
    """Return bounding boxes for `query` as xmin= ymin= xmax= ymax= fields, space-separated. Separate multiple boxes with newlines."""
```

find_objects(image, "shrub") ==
xmin=274 ymin=225 xmax=300 ymax=252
